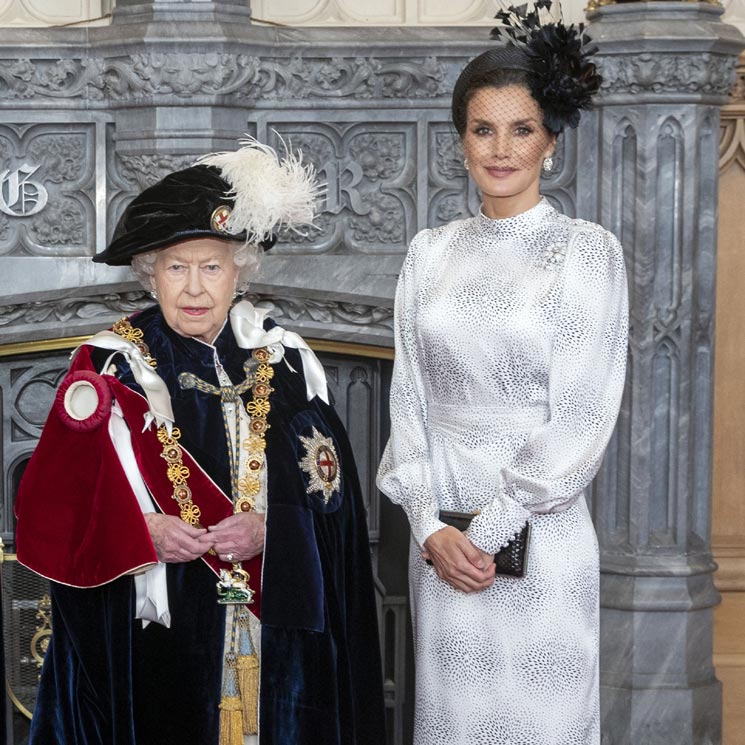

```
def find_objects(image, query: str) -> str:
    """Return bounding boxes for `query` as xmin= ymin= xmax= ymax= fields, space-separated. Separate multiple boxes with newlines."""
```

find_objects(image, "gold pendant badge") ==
xmin=216 ymin=567 xmax=255 ymax=605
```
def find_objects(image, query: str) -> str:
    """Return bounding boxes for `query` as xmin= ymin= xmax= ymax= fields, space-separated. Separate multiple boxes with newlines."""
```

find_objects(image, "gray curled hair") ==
xmin=130 ymin=241 xmax=262 ymax=296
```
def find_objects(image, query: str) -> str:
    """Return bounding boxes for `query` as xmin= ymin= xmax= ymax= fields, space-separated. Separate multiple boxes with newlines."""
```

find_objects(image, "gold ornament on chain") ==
xmin=234 ymin=348 xmax=274 ymax=515
xmin=112 ymin=318 xmax=212 ymax=547
xmin=112 ymin=317 xmax=157 ymax=369
xmin=157 ymin=426 xmax=203 ymax=526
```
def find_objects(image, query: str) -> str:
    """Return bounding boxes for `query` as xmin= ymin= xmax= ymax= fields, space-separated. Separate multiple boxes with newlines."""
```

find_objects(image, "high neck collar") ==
xmin=476 ymin=198 xmax=555 ymax=236
xmin=132 ymin=304 xmax=237 ymax=366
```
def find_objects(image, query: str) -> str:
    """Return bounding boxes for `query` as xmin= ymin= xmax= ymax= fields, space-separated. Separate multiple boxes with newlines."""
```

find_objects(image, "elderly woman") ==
xmin=15 ymin=141 xmax=385 ymax=745
xmin=377 ymin=4 xmax=627 ymax=744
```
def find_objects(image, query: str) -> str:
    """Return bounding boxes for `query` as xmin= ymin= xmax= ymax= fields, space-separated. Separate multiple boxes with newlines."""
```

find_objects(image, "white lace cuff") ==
xmin=466 ymin=495 xmax=531 ymax=555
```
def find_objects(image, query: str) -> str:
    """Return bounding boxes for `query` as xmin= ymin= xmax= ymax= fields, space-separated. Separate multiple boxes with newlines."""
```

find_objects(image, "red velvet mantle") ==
xmin=15 ymin=344 xmax=262 ymax=616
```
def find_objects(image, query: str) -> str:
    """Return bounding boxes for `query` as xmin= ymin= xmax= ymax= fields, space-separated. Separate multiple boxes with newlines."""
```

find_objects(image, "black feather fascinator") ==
xmin=490 ymin=0 xmax=602 ymax=133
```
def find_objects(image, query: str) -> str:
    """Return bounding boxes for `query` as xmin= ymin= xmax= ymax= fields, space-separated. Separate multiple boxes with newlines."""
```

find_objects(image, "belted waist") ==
xmin=428 ymin=402 xmax=549 ymax=431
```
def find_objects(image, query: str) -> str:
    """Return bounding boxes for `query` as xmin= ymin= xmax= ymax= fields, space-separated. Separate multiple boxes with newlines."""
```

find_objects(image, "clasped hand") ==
xmin=422 ymin=526 xmax=495 ymax=593
xmin=144 ymin=512 xmax=265 ymax=564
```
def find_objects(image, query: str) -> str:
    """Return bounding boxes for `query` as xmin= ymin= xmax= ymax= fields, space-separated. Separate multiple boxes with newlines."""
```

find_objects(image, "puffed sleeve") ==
xmin=467 ymin=225 xmax=629 ymax=554
xmin=376 ymin=230 xmax=447 ymax=548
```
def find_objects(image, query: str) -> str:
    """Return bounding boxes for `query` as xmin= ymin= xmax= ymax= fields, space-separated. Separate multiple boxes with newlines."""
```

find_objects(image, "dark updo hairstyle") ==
xmin=451 ymin=47 xmax=535 ymax=138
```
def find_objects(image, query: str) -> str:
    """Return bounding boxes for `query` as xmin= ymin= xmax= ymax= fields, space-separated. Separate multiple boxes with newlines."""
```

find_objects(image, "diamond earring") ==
xmin=542 ymin=156 xmax=554 ymax=173
xmin=463 ymin=158 xmax=469 ymax=171
xmin=150 ymin=288 xmax=158 ymax=301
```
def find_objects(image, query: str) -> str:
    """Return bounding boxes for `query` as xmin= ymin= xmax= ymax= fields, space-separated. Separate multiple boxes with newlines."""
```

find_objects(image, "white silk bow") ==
xmin=230 ymin=300 xmax=329 ymax=404
xmin=78 ymin=331 xmax=175 ymax=432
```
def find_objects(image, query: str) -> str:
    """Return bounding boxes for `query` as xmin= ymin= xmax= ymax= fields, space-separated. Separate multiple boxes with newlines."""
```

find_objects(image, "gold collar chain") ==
xmin=235 ymin=347 xmax=273 ymax=514
xmin=111 ymin=316 xmax=274 ymax=522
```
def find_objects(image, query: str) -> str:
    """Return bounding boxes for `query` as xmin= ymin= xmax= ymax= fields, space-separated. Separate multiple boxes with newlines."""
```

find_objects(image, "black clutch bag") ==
xmin=438 ymin=510 xmax=530 ymax=578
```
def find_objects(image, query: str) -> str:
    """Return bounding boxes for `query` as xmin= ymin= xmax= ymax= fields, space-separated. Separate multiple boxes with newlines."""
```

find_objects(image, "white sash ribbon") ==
xmin=230 ymin=299 xmax=329 ymax=404
xmin=77 ymin=330 xmax=175 ymax=432
xmin=109 ymin=402 xmax=171 ymax=628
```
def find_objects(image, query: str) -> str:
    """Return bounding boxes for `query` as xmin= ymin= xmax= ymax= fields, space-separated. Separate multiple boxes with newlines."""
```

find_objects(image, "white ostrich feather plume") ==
xmin=198 ymin=135 xmax=322 ymax=242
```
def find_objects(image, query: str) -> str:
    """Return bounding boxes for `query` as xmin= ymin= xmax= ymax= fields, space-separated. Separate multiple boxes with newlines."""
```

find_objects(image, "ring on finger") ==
xmin=226 ymin=552 xmax=234 ymax=562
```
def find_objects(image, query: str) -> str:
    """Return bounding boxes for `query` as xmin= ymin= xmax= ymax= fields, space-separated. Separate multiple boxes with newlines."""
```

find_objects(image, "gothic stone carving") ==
xmin=0 ymin=293 xmax=151 ymax=329
xmin=267 ymin=123 xmax=416 ymax=252
xmin=0 ymin=292 xmax=394 ymax=334
xmin=115 ymin=154 xmax=199 ymax=191
xmin=598 ymin=52 xmax=738 ymax=97
xmin=720 ymin=113 xmax=745 ymax=171
xmin=249 ymin=294 xmax=393 ymax=333
xmin=0 ymin=125 xmax=95 ymax=256
xmin=730 ymin=55 xmax=745 ymax=102
xmin=7 ymin=51 xmax=730 ymax=106
xmin=0 ymin=54 xmax=449 ymax=103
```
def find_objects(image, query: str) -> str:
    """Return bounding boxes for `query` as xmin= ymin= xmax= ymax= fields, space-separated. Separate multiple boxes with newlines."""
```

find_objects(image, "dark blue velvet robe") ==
xmin=26 ymin=305 xmax=386 ymax=745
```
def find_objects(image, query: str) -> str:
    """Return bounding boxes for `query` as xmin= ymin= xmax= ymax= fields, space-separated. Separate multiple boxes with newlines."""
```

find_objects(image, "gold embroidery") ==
xmin=254 ymin=365 xmax=274 ymax=384
xmin=237 ymin=474 xmax=260 ymax=494
xmin=166 ymin=462 xmax=189 ymax=485
xmin=245 ymin=399 xmax=270 ymax=418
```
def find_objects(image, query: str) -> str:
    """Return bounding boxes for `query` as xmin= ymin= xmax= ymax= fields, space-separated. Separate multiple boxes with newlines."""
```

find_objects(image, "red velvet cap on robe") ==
xmin=15 ymin=345 xmax=262 ymax=616
xmin=15 ymin=347 xmax=158 ymax=587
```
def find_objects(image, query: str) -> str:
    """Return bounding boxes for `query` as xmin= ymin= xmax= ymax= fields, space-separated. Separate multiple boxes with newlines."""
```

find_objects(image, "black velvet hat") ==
xmin=93 ymin=165 xmax=275 ymax=266
xmin=95 ymin=137 xmax=321 ymax=266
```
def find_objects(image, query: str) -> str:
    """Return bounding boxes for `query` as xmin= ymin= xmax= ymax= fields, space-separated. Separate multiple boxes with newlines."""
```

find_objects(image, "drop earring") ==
xmin=542 ymin=156 xmax=554 ymax=173
xmin=463 ymin=158 xmax=469 ymax=171
xmin=150 ymin=288 xmax=158 ymax=301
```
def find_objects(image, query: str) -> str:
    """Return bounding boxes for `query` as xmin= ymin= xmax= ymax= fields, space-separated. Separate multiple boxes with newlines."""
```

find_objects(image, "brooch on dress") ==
xmin=298 ymin=427 xmax=341 ymax=504
xmin=536 ymin=241 xmax=567 ymax=270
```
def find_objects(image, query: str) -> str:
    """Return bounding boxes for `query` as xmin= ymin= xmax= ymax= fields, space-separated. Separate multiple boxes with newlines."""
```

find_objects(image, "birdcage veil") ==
xmin=450 ymin=1 xmax=602 ymax=213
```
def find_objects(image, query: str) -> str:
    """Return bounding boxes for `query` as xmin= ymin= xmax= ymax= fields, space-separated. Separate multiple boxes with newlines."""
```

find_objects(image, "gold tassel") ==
xmin=219 ymin=695 xmax=244 ymax=745
xmin=237 ymin=653 xmax=260 ymax=735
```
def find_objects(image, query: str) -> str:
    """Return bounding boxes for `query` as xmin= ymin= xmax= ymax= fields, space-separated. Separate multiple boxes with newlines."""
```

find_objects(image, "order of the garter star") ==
xmin=298 ymin=427 xmax=341 ymax=504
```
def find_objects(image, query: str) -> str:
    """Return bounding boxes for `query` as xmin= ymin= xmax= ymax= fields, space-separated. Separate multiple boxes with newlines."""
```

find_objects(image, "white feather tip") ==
xmin=198 ymin=135 xmax=323 ymax=243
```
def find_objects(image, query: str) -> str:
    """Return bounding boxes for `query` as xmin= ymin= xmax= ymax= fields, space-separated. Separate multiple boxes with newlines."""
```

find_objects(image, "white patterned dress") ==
xmin=376 ymin=199 xmax=628 ymax=745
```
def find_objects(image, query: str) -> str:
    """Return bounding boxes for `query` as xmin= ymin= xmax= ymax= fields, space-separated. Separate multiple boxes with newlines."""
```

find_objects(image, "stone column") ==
xmin=577 ymin=4 xmax=744 ymax=743
xmin=104 ymin=0 xmax=256 ymax=221
xmin=112 ymin=0 xmax=252 ymax=24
